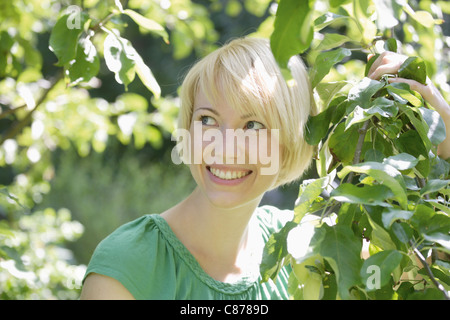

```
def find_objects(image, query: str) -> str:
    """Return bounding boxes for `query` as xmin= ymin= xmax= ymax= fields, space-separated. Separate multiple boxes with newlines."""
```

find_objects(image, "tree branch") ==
xmin=409 ymin=240 xmax=450 ymax=300
xmin=0 ymin=104 xmax=27 ymax=121
xmin=346 ymin=120 xmax=370 ymax=183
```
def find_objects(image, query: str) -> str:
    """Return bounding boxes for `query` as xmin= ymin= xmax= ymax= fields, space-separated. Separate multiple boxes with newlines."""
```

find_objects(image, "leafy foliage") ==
xmin=0 ymin=0 xmax=225 ymax=299
xmin=261 ymin=0 xmax=450 ymax=300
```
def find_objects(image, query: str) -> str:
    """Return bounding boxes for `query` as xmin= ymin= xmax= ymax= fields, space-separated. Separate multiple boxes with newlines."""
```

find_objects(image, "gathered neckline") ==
xmin=149 ymin=213 xmax=262 ymax=295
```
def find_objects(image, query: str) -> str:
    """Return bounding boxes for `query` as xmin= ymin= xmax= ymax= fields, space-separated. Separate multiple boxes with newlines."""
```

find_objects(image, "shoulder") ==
xmin=83 ymin=215 xmax=163 ymax=299
xmin=92 ymin=215 xmax=159 ymax=260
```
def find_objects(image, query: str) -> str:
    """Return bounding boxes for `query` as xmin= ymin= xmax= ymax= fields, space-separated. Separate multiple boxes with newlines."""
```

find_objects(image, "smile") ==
xmin=207 ymin=166 xmax=252 ymax=180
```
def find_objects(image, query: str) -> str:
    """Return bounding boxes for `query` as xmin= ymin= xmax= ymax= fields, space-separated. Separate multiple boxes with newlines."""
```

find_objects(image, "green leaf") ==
xmin=398 ymin=56 xmax=427 ymax=85
xmin=384 ymin=38 xmax=398 ymax=53
xmin=381 ymin=207 xmax=414 ymax=228
xmin=419 ymin=266 xmax=450 ymax=288
xmin=345 ymin=106 xmax=371 ymax=130
xmin=391 ymin=222 xmax=414 ymax=244
xmin=315 ymin=224 xmax=362 ymax=300
xmin=386 ymin=82 xmax=423 ymax=107
xmin=420 ymin=179 xmax=450 ymax=196
xmin=315 ymin=33 xmax=352 ymax=51
xmin=394 ymin=130 xmax=428 ymax=159
xmin=310 ymin=48 xmax=352 ymax=88
xmin=0 ymin=222 xmax=15 ymax=239
xmin=329 ymin=0 xmax=352 ymax=8
xmin=411 ymin=202 xmax=434 ymax=221
xmin=338 ymin=162 xmax=408 ymax=209
xmin=383 ymin=153 xmax=418 ymax=171
xmin=419 ymin=108 xmax=447 ymax=146
xmin=294 ymin=177 xmax=330 ymax=223
xmin=123 ymin=9 xmax=169 ymax=44
xmin=315 ymin=81 xmax=348 ymax=110
xmin=346 ymin=96 xmax=400 ymax=130
xmin=328 ymin=122 xmax=359 ymax=163
xmin=398 ymin=104 xmax=432 ymax=152
xmin=423 ymin=232 xmax=450 ymax=250
xmin=360 ymin=250 xmax=403 ymax=291
xmin=314 ymin=12 xmax=350 ymax=30
xmin=365 ymin=209 xmax=397 ymax=250
xmin=403 ymin=5 xmax=437 ymax=29
xmin=367 ymin=97 xmax=398 ymax=117
xmin=134 ymin=52 xmax=161 ymax=99
xmin=364 ymin=53 xmax=379 ymax=77
xmin=331 ymin=183 xmax=394 ymax=207
xmin=305 ymin=109 xmax=333 ymax=146
xmin=353 ymin=0 xmax=377 ymax=45
xmin=67 ymin=38 xmax=100 ymax=85
xmin=49 ymin=12 xmax=90 ymax=66
xmin=104 ymin=33 xmax=136 ymax=90
xmin=424 ymin=199 xmax=450 ymax=215
xmin=347 ymin=77 xmax=385 ymax=111
xmin=270 ymin=0 xmax=316 ymax=68
xmin=305 ymin=96 xmax=347 ymax=146
xmin=0 ymin=31 xmax=14 ymax=77
xmin=260 ymin=221 xmax=298 ymax=282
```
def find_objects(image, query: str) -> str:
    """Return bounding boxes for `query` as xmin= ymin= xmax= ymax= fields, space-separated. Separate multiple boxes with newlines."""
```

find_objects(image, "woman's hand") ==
xmin=367 ymin=51 xmax=450 ymax=159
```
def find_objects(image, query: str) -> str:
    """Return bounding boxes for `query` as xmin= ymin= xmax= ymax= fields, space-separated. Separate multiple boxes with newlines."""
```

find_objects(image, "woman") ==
xmin=80 ymin=37 xmax=450 ymax=299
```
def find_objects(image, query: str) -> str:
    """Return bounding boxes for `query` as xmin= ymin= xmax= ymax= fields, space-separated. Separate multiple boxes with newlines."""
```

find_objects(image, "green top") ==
xmin=83 ymin=205 xmax=293 ymax=300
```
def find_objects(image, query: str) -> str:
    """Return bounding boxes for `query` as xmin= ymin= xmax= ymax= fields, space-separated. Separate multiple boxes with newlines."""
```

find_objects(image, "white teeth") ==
xmin=209 ymin=167 xmax=251 ymax=180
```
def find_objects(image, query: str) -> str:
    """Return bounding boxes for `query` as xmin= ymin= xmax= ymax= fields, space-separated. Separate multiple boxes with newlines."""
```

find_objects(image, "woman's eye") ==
xmin=200 ymin=116 xmax=217 ymax=126
xmin=245 ymin=121 xmax=265 ymax=130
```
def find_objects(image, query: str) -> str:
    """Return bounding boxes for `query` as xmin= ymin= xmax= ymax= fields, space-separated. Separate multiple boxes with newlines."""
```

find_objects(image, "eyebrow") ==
xmin=194 ymin=107 xmax=255 ymax=119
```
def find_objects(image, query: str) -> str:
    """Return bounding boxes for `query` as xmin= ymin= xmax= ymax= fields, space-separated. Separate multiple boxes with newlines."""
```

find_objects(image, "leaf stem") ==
xmin=346 ymin=120 xmax=370 ymax=183
xmin=90 ymin=12 xmax=117 ymax=33
xmin=0 ymin=104 xmax=27 ymax=121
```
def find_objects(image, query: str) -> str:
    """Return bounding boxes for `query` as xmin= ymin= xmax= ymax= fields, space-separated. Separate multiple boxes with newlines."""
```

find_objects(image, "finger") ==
xmin=388 ymin=77 xmax=440 ymax=108
xmin=368 ymin=61 xmax=402 ymax=80
xmin=367 ymin=52 xmax=393 ymax=77
xmin=367 ymin=52 xmax=407 ymax=79
xmin=388 ymin=77 xmax=423 ymax=91
xmin=367 ymin=54 xmax=384 ymax=77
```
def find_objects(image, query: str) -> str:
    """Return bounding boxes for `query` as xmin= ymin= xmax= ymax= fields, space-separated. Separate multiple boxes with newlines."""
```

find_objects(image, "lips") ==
xmin=206 ymin=166 xmax=252 ymax=181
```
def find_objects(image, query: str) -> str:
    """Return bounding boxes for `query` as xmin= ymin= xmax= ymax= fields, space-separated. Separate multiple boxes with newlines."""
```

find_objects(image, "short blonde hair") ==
xmin=178 ymin=37 xmax=317 ymax=188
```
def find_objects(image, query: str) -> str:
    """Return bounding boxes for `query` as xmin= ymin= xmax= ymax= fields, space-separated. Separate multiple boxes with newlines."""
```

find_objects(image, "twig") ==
xmin=0 ymin=104 xmax=27 ymax=121
xmin=417 ymin=177 xmax=430 ymax=200
xmin=90 ymin=12 xmax=117 ymax=33
xmin=346 ymin=120 xmax=370 ymax=183
xmin=409 ymin=240 xmax=450 ymax=300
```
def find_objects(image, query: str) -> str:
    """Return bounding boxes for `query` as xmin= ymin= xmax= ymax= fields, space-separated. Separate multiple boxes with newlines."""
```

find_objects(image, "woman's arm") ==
xmin=368 ymin=51 xmax=450 ymax=159
xmin=80 ymin=273 xmax=135 ymax=300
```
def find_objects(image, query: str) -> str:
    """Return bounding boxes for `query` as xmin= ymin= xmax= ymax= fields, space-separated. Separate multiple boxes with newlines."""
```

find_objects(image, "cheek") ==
xmin=253 ymin=131 xmax=281 ymax=176
xmin=189 ymin=122 xmax=210 ymax=164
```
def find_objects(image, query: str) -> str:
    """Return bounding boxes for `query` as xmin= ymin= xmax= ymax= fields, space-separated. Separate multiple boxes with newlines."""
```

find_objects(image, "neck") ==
xmin=162 ymin=187 xmax=264 ymax=281
xmin=181 ymin=187 xmax=261 ymax=258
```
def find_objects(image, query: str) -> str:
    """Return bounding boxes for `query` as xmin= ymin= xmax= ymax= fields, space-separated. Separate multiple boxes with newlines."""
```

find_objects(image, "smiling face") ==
xmin=177 ymin=37 xmax=316 ymax=206
xmin=188 ymin=89 xmax=281 ymax=209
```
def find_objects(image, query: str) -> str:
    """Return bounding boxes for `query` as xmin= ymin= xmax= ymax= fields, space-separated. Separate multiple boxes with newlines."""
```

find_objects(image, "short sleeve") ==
xmin=83 ymin=215 xmax=163 ymax=299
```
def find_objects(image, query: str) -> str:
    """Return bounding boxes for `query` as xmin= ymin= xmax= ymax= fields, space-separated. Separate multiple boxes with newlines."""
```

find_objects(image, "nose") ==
xmin=202 ymin=126 xmax=248 ymax=165
xmin=224 ymin=128 xmax=254 ymax=165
